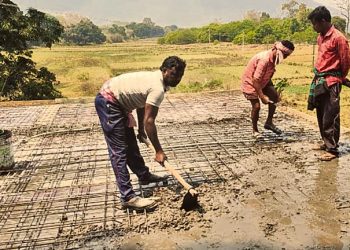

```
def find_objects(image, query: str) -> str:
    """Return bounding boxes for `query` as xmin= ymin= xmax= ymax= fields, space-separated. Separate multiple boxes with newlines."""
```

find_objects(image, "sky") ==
xmin=13 ymin=0 xmax=337 ymax=27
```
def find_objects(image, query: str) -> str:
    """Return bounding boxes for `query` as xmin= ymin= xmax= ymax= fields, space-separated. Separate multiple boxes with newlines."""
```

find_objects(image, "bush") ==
xmin=81 ymin=82 xmax=98 ymax=96
xmin=19 ymin=67 xmax=62 ymax=100
xmin=275 ymin=78 xmax=291 ymax=93
xmin=203 ymin=79 xmax=223 ymax=90
xmin=176 ymin=79 xmax=223 ymax=92
xmin=77 ymin=72 xmax=90 ymax=81
xmin=158 ymin=29 xmax=199 ymax=45
xmin=108 ymin=34 xmax=124 ymax=43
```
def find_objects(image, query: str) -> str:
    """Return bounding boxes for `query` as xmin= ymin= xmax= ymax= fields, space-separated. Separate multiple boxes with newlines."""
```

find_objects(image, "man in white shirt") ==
xmin=95 ymin=56 xmax=186 ymax=211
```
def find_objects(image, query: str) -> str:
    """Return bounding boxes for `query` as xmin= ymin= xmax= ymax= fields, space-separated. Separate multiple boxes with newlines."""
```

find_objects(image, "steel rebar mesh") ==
xmin=0 ymin=91 xmax=319 ymax=249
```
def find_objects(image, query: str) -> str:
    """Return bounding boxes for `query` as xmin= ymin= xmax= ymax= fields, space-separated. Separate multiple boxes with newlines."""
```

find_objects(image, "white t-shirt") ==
xmin=101 ymin=70 xmax=167 ymax=112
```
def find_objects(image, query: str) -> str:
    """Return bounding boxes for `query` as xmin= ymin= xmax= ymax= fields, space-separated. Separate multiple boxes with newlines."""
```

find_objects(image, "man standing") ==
xmin=241 ymin=40 xmax=295 ymax=137
xmin=95 ymin=56 xmax=186 ymax=210
xmin=308 ymin=6 xmax=350 ymax=161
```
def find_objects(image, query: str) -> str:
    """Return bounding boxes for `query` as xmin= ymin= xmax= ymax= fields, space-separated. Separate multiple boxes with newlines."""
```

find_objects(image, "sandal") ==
xmin=264 ymin=124 xmax=282 ymax=135
xmin=319 ymin=152 xmax=337 ymax=161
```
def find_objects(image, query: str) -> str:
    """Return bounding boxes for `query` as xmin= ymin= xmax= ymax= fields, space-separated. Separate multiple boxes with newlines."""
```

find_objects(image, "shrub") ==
xmin=176 ymin=79 xmax=223 ymax=92
xmin=81 ymin=82 xmax=98 ymax=96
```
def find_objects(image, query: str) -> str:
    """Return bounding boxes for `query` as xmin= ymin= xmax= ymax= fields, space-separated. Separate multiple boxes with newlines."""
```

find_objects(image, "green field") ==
xmin=32 ymin=40 xmax=350 ymax=128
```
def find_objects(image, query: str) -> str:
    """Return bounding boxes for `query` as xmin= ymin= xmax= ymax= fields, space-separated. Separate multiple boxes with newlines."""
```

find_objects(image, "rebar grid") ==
xmin=0 ymin=92 xmax=320 ymax=249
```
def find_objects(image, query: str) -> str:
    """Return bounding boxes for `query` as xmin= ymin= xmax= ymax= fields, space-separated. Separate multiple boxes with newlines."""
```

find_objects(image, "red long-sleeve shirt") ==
xmin=315 ymin=25 xmax=350 ymax=86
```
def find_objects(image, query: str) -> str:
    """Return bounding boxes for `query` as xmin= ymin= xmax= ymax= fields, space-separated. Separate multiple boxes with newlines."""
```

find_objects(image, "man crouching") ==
xmin=241 ymin=40 xmax=295 ymax=137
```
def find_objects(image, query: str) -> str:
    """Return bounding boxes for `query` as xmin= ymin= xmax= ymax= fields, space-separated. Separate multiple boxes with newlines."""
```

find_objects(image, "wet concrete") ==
xmin=79 ymin=137 xmax=350 ymax=249
xmin=108 ymin=122 xmax=350 ymax=249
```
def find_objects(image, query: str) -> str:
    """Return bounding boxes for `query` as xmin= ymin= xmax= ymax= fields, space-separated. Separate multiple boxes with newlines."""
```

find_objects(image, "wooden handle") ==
xmin=140 ymin=137 xmax=193 ymax=191
xmin=163 ymin=160 xmax=193 ymax=191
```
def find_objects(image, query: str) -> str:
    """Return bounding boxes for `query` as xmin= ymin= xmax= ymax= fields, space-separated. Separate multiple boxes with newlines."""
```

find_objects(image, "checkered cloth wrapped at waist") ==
xmin=307 ymin=68 xmax=342 ymax=110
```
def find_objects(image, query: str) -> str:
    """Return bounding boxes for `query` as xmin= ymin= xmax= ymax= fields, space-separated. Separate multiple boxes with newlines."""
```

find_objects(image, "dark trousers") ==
xmin=316 ymin=83 xmax=341 ymax=153
xmin=95 ymin=94 xmax=149 ymax=202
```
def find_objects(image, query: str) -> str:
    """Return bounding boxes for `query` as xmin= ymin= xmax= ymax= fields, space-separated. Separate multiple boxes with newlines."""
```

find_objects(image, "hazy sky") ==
xmin=13 ymin=0 xmax=336 ymax=27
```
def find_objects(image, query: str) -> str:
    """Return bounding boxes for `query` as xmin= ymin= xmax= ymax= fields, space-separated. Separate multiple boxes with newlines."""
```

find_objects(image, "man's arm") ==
xmin=144 ymin=103 xmax=167 ymax=164
xmin=252 ymin=78 xmax=265 ymax=97
xmin=136 ymin=108 xmax=146 ymax=140
xmin=343 ymin=78 xmax=350 ymax=88
xmin=252 ymin=60 xmax=273 ymax=104
xmin=338 ymin=37 xmax=350 ymax=79
xmin=252 ymin=78 xmax=272 ymax=104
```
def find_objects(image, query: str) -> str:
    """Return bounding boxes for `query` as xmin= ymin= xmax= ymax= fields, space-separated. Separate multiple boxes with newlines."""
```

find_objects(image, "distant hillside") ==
xmin=108 ymin=20 xmax=129 ymax=26
xmin=53 ymin=13 xmax=89 ymax=27
xmin=52 ymin=12 xmax=131 ymax=28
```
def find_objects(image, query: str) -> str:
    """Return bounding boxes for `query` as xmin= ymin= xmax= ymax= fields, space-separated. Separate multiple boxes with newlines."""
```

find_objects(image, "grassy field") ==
xmin=32 ymin=40 xmax=350 ymax=128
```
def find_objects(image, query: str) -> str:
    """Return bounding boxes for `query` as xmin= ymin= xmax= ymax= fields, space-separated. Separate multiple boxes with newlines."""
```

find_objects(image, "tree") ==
xmin=262 ymin=34 xmax=277 ymax=44
xmin=164 ymin=25 xmax=178 ymax=33
xmin=335 ymin=0 xmax=350 ymax=32
xmin=296 ymin=3 xmax=311 ymax=30
xmin=282 ymin=0 xmax=300 ymax=18
xmin=158 ymin=2 xmax=317 ymax=46
xmin=244 ymin=10 xmax=261 ymax=22
xmin=233 ymin=30 xmax=257 ymax=44
xmin=142 ymin=17 xmax=154 ymax=26
xmin=107 ymin=24 xmax=127 ymax=43
xmin=126 ymin=22 xmax=164 ymax=38
xmin=255 ymin=23 xmax=273 ymax=43
xmin=62 ymin=19 xmax=106 ymax=45
xmin=333 ymin=16 xmax=347 ymax=33
xmin=158 ymin=29 xmax=198 ymax=44
xmin=108 ymin=34 xmax=124 ymax=43
xmin=0 ymin=0 xmax=63 ymax=100
xmin=108 ymin=24 xmax=126 ymax=38
xmin=25 ymin=9 xmax=63 ymax=47
xmin=217 ymin=20 xmax=255 ymax=42
xmin=292 ymin=26 xmax=317 ymax=43
xmin=261 ymin=12 xmax=271 ymax=22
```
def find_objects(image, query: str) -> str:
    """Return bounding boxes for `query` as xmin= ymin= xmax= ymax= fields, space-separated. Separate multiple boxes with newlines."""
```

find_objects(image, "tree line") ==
xmin=62 ymin=17 xmax=176 ymax=45
xmin=159 ymin=1 xmax=347 ymax=45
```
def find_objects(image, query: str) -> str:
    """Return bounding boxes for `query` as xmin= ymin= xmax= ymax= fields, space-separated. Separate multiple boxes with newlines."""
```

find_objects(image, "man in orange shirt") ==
xmin=308 ymin=6 xmax=350 ymax=161
xmin=241 ymin=40 xmax=295 ymax=137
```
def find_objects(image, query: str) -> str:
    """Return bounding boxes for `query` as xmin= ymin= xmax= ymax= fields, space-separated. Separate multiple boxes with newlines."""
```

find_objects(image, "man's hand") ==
xmin=155 ymin=151 xmax=167 ymax=165
xmin=343 ymin=78 xmax=350 ymax=88
xmin=260 ymin=94 xmax=273 ymax=104
xmin=137 ymin=130 xmax=147 ymax=143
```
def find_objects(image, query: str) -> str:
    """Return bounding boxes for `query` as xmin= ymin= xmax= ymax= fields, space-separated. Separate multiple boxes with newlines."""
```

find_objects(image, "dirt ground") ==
xmin=1 ymin=91 xmax=350 ymax=249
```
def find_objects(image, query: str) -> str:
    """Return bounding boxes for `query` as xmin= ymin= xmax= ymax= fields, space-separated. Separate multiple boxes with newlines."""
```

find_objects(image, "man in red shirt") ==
xmin=241 ymin=40 xmax=295 ymax=137
xmin=308 ymin=6 xmax=350 ymax=161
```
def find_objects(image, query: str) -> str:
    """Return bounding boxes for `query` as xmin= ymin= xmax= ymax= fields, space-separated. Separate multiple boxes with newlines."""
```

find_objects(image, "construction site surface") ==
xmin=1 ymin=91 xmax=350 ymax=249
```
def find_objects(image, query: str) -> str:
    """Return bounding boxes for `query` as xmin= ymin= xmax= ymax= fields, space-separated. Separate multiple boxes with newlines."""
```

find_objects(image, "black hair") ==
xmin=160 ymin=56 xmax=186 ymax=74
xmin=281 ymin=40 xmax=295 ymax=51
xmin=308 ymin=6 xmax=331 ymax=23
